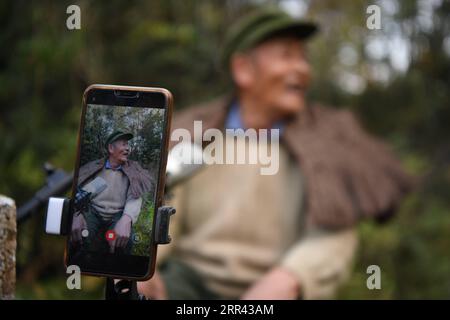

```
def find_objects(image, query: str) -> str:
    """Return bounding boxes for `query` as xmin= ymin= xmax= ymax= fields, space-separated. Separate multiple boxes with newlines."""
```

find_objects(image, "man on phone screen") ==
xmin=71 ymin=130 xmax=153 ymax=254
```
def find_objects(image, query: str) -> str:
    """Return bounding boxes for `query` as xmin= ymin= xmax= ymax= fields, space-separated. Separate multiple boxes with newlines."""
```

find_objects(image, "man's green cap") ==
xmin=104 ymin=130 xmax=133 ymax=150
xmin=222 ymin=8 xmax=318 ymax=69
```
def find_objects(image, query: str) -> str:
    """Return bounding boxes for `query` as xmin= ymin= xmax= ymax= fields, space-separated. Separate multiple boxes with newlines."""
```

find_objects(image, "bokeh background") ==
xmin=1 ymin=0 xmax=449 ymax=299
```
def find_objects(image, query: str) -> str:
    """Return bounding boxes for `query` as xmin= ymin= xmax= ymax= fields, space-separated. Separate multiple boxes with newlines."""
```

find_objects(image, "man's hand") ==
xmin=110 ymin=214 xmax=132 ymax=252
xmin=71 ymin=213 xmax=87 ymax=245
xmin=241 ymin=267 xmax=300 ymax=300
xmin=137 ymin=271 xmax=168 ymax=300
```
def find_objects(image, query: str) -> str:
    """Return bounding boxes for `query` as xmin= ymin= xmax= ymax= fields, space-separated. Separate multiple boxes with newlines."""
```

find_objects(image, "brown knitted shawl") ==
xmin=77 ymin=158 xmax=154 ymax=199
xmin=170 ymin=96 xmax=415 ymax=229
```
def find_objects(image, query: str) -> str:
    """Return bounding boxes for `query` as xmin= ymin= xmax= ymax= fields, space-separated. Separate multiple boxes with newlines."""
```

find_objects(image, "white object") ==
xmin=81 ymin=176 xmax=107 ymax=198
xmin=45 ymin=197 xmax=65 ymax=235
xmin=166 ymin=142 xmax=204 ymax=188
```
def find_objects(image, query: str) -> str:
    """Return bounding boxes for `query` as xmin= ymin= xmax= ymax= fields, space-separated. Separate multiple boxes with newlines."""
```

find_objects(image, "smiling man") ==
xmin=71 ymin=130 xmax=153 ymax=254
xmin=139 ymin=8 xmax=414 ymax=300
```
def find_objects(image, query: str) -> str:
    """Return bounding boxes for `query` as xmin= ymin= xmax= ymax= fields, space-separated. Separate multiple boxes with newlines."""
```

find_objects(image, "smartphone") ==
xmin=65 ymin=84 xmax=173 ymax=280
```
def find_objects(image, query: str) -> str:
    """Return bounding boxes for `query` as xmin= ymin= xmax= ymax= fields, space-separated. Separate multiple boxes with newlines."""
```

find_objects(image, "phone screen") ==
xmin=66 ymin=86 xmax=171 ymax=279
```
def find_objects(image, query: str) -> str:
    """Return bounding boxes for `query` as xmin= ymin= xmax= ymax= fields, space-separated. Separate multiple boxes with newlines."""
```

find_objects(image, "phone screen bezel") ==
xmin=65 ymin=84 xmax=173 ymax=280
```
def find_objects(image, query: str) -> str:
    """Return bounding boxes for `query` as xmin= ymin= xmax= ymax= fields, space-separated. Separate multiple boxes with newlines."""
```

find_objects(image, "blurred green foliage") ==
xmin=81 ymin=105 xmax=164 ymax=167
xmin=1 ymin=0 xmax=449 ymax=299
xmin=132 ymin=196 xmax=154 ymax=257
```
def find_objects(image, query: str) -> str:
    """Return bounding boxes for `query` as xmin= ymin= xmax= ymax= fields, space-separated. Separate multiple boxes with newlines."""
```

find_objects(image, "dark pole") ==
xmin=16 ymin=163 xmax=73 ymax=223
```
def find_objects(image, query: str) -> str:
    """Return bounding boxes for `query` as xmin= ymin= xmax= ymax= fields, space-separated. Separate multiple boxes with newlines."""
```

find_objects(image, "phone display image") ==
xmin=69 ymin=102 xmax=166 ymax=266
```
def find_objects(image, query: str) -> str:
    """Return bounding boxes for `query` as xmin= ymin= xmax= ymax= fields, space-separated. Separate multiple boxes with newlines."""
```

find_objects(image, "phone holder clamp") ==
xmin=45 ymin=197 xmax=176 ymax=300
xmin=45 ymin=197 xmax=176 ymax=243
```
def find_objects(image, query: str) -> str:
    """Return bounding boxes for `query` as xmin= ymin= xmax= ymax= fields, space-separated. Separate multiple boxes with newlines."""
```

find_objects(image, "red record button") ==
xmin=105 ymin=230 xmax=116 ymax=241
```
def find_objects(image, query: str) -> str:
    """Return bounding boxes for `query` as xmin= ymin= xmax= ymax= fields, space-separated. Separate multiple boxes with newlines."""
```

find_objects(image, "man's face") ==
xmin=233 ymin=36 xmax=311 ymax=119
xmin=108 ymin=139 xmax=130 ymax=164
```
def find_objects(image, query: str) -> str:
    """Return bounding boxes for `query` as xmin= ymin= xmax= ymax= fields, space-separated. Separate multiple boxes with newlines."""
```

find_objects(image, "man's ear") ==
xmin=108 ymin=143 xmax=114 ymax=155
xmin=230 ymin=53 xmax=255 ymax=89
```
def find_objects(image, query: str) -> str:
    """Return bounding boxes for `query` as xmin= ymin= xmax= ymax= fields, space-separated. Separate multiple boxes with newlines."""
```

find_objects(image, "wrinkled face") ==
xmin=232 ymin=36 xmax=311 ymax=119
xmin=108 ymin=139 xmax=130 ymax=165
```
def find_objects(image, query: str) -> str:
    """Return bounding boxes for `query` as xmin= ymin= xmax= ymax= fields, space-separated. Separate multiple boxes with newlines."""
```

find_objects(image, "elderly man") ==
xmin=71 ymin=130 xmax=153 ymax=254
xmin=139 ymin=9 xmax=413 ymax=299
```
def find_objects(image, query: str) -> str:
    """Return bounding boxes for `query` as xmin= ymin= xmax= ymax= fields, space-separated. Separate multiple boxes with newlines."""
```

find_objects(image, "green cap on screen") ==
xmin=221 ymin=8 xmax=318 ymax=69
xmin=104 ymin=130 xmax=133 ymax=151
